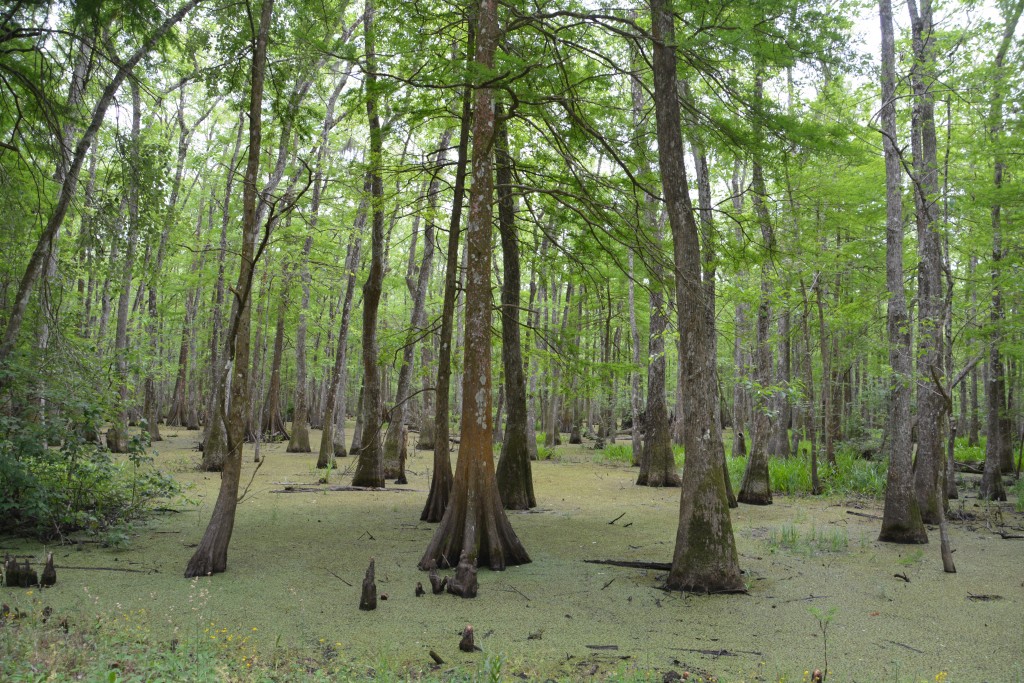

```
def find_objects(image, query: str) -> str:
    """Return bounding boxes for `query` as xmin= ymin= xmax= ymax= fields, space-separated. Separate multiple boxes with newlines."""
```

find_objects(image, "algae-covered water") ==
xmin=2 ymin=429 xmax=1022 ymax=681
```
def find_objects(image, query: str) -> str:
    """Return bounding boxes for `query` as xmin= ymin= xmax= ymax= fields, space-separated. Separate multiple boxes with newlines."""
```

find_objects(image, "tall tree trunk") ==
xmin=317 ymin=234 xmax=362 ymax=467
xmin=982 ymin=0 xmax=1023 ymax=499
xmin=879 ymin=0 xmax=928 ymax=543
xmin=421 ymin=31 xmax=474 ymax=522
xmin=651 ymin=0 xmax=743 ymax=593
xmin=908 ymin=0 xmax=949 ymax=527
xmin=419 ymin=0 xmax=529 ymax=570
xmin=739 ymin=77 xmax=774 ymax=506
xmin=351 ymin=0 xmax=387 ymax=488
xmin=494 ymin=105 xmax=536 ymax=510
xmin=107 ymin=80 xmax=143 ymax=454
xmin=261 ymin=276 xmax=291 ymax=440
xmin=382 ymin=132 xmax=450 ymax=479
xmin=185 ymin=0 xmax=272 ymax=578
xmin=201 ymin=114 xmax=244 ymax=471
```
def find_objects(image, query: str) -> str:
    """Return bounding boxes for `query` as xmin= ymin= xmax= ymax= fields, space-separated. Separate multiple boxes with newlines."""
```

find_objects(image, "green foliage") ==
xmin=953 ymin=437 xmax=985 ymax=463
xmin=1011 ymin=478 xmax=1024 ymax=513
xmin=0 ymin=424 xmax=179 ymax=540
xmin=596 ymin=443 xmax=633 ymax=465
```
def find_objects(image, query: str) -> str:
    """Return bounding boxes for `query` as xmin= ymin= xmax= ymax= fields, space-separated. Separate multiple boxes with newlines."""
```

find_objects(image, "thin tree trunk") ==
xmin=107 ymin=80 xmax=143 ymax=454
xmin=981 ymin=0 xmax=1023 ymax=498
xmin=351 ymin=0 xmax=387 ymax=488
xmin=185 ymin=0 xmax=272 ymax=578
xmin=422 ymin=32 xmax=474 ymax=522
xmin=494 ymin=105 xmax=535 ymax=509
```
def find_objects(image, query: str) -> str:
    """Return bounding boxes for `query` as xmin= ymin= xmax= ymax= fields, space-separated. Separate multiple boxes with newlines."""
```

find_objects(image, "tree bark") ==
xmin=317 ymin=232 xmax=363 ymax=467
xmin=651 ymin=0 xmax=743 ymax=593
xmin=382 ymin=131 xmax=450 ymax=478
xmin=200 ymin=114 xmax=244 ymax=472
xmin=419 ymin=0 xmax=529 ymax=570
xmin=739 ymin=79 xmax=774 ymax=506
xmin=908 ymin=0 xmax=948 ymax=524
xmin=107 ymin=79 xmax=143 ymax=454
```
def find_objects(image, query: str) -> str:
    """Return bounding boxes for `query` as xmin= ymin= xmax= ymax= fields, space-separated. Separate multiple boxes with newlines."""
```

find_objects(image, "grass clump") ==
xmin=596 ymin=443 xmax=633 ymax=465
xmin=767 ymin=525 xmax=848 ymax=555
xmin=1011 ymin=478 xmax=1024 ymax=512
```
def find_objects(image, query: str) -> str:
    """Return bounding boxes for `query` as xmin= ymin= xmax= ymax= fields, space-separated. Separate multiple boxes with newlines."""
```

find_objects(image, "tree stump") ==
xmin=732 ymin=430 xmax=747 ymax=458
xmin=19 ymin=559 xmax=36 ymax=588
xmin=40 ymin=552 xmax=56 ymax=587
xmin=415 ymin=582 xmax=425 ymax=597
xmin=3 ymin=555 xmax=19 ymax=587
xmin=359 ymin=559 xmax=377 ymax=610
xmin=446 ymin=551 xmax=478 ymax=598
xmin=569 ymin=426 xmax=582 ymax=444
xmin=459 ymin=624 xmax=477 ymax=652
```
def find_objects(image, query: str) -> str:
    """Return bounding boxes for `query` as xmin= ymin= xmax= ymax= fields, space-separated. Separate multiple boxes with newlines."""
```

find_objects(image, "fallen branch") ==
xmin=608 ymin=513 xmax=625 ymax=525
xmin=887 ymin=640 xmax=923 ymax=653
xmin=586 ymin=645 xmax=619 ymax=651
xmin=846 ymin=510 xmax=882 ymax=520
xmin=328 ymin=570 xmax=352 ymax=587
xmin=782 ymin=594 xmax=831 ymax=603
xmin=57 ymin=565 xmax=154 ymax=574
xmin=271 ymin=485 xmax=420 ymax=493
xmin=499 ymin=584 xmax=530 ymax=601
xmin=967 ymin=593 xmax=1003 ymax=601
xmin=894 ymin=573 xmax=910 ymax=583
xmin=584 ymin=559 xmax=671 ymax=571
xmin=997 ymin=531 xmax=1024 ymax=540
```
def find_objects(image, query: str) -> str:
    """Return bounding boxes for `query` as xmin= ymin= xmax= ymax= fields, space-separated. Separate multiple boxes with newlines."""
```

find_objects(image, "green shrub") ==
xmin=0 ymin=417 xmax=179 ymax=540
xmin=595 ymin=443 xmax=633 ymax=465
xmin=1011 ymin=478 xmax=1024 ymax=513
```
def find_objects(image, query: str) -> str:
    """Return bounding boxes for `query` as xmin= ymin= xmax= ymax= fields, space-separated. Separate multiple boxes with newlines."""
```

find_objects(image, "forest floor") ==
xmin=2 ymin=428 xmax=1022 ymax=682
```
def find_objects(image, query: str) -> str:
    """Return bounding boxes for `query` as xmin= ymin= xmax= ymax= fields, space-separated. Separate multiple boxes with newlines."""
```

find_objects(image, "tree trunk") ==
xmin=200 ymin=114 xmax=244 ymax=472
xmin=383 ymin=132 xmax=450 ymax=478
xmin=739 ymin=84 xmax=774 ymax=506
xmin=351 ymin=0 xmax=387 ymax=488
xmin=185 ymin=0 xmax=272 ymax=578
xmin=908 ymin=0 xmax=948 ymax=524
xmin=419 ymin=0 xmax=529 ymax=570
xmin=878 ymin=0 xmax=928 ymax=543
xmin=651 ymin=0 xmax=743 ymax=593
xmin=980 ymin=0 xmax=1023 ymax=498
xmin=261 ymin=279 xmax=291 ymax=440
xmin=421 ymin=32 xmax=474 ymax=522
xmin=107 ymin=80 xmax=143 ymax=454
xmin=494 ymin=106 xmax=536 ymax=510
xmin=317 ymin=232 xmax=363 ymax=467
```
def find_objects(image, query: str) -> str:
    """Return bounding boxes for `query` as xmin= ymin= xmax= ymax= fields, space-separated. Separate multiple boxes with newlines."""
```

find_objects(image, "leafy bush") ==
xmin=0 ymin=416 xmax=179 ymax=540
